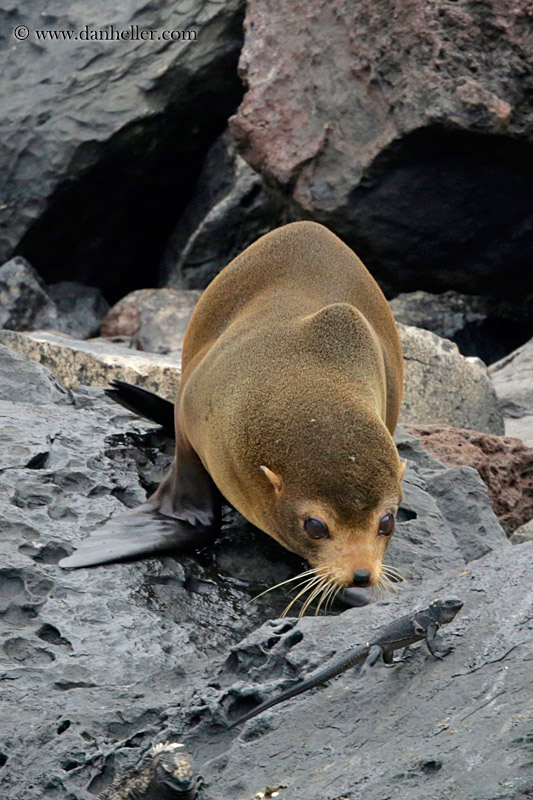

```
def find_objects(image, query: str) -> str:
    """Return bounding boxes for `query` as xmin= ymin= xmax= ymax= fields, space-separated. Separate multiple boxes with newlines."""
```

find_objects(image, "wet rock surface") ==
xmin=1 ymin=348 xmax=522 ymax=800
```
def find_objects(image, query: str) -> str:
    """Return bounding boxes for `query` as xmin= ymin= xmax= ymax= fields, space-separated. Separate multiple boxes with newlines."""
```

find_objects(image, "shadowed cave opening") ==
xmin=345 ymin=127 xmax=533 ymax=302
xmin=15 ymin=48 xmax=245 ymax=304
xmin=334 ymin=126 xmax=533 ymax=362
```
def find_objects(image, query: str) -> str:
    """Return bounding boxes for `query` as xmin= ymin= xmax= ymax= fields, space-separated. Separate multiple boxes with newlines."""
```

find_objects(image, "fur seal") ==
xmin=60 ymin=222 xmax=405 ymax=602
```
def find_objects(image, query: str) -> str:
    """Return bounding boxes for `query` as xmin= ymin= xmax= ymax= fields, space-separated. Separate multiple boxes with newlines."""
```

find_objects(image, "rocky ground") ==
xmin=1 ymin=345 xmax=531 ymax=800
xmin=2 ymin=0 xmax=533 ymax=798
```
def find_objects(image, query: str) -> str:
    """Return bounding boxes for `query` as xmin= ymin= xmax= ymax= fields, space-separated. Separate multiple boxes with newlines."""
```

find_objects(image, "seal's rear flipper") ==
xmin=58 ymin=504 xmax=214 ymax=569
xmin=105 ymin=380 xmax=175 ymax=434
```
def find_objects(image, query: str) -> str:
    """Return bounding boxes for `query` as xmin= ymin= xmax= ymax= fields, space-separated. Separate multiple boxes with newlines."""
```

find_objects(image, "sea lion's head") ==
xmin=247 ymin=400 xmax=406 ymax=596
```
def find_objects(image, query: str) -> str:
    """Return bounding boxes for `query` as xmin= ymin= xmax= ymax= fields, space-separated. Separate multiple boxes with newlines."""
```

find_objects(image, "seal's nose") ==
xmin=352 ymin=569 xmax=371 ymax=586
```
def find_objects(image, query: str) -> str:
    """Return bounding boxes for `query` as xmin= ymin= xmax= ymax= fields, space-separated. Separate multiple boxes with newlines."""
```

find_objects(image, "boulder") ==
xmin=48 ymin=281 xmax=109 ymax=339
xmin=490 ymin=337 xmax=533 ymax=447
xmin=231 ymin=0 xmax=533 ymax=307
xmin=100 ymin=288 xmax=202 ymax=356
xmin=398 ymin=324 xmax=503 ymax=434
xmin=0 ymin=330 xmax=180 ymax=401
xmin=0 ymin=256 xmax=58 ymax=331
xmin=405 ymin=424 xmax=533 ymax=535
xmin=510 ymin=519 xmax=533 ymax=545
xmin=161 ymin=129 xmax=280 ymax=289
xmin=0 ymin=344 xmax=69 ymax=406
xmin=1 ymin=0 xmax=246 ymax=301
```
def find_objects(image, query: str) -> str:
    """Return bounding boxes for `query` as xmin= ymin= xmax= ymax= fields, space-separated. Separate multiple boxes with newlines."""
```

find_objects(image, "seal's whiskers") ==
xmin=246 ymin=568 xmax=319 ymax=605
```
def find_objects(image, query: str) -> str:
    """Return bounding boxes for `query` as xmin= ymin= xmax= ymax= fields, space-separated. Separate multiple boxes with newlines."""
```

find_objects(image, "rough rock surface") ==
xmin=161 ymin=129 xmax=281 ymax=289
xmin=406 ymin=424 xmax=533 ymax=535
xmin=0 ymin=330 xmax=181 ymax=400
xmin=399 ymin=324 xmax=504 ymax=434
xmin=0 ymin=256 xmax=58 ymax=331
xmin=390 ymin=290 xmax=532 ymax=365
xmin=186 ymin=544 xmax=533 ymax=800
xmin=48 ymin=282 xmax=109 ymax=339
xmin=2 ymin=0 xmax=245 ymax=301
xmin=231 ymin=0 xmax=533 ymax=304
xmin=490 ymin=337 xmax=533 ymax=447
xmin=101 ymin=288 xmax=202 ymax=356
xmin=1 ymin=346 xmax=515 ymax=799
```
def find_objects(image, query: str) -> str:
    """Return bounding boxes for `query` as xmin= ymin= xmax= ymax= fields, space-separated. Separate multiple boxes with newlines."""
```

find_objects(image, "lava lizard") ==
xmin=230 ymin=597 xmax=463 ymax=728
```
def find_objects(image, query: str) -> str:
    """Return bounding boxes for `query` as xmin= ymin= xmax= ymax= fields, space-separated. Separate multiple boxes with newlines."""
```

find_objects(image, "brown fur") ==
xmin=161 ymin=221 xmax=404 ymax=588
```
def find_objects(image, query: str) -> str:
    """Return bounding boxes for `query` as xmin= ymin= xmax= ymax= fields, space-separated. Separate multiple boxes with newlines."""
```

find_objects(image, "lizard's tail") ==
xmin=229 ymin=648 xmax=364 ymax=729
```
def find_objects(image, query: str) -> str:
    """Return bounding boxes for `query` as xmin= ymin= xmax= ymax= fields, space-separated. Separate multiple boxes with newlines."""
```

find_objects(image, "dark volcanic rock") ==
xmin=231 ymin=0 xmax=533 ymax=306
xmin=0 ymin=348 xmax=512 ymax=799
xmin=161 ymin=129 xmax=281 ymax=290
xmin=0 ymin=256 xmax=58 ymax=331
xmin=2 ymin=0 xmax=245 ymax=302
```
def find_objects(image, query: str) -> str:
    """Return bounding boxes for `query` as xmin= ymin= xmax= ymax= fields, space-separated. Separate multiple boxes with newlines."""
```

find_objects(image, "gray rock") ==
xmin=2 ymin=0 xmax=245 ymax=301
xmin=399 ymin=324 xmax=504 ymax=434
xmin=162 ymin=129 xmax=280 ymax=289
xmin=427 ymin=466 xmax=509 ymax=562
xmin=100 ymin=288 xmax=202 ymax=356
xmin=0 ymin=344 xmax=69 ymax=406
xmin=490 ymin=337 xmax=533 ymax=446
xmin=48 ymin=281 xmax=109 ymax=339
xmin=0 ymin=256 xmax=58 ymax=331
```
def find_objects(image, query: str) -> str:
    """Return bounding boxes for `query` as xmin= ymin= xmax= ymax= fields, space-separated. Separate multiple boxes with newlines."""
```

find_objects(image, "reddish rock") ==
xmin=230 ymin=0 xmax=533 ymax=302
xmin=406 ymin=424 xmax=533 ymax=535
xmin=101 ymin=288 xmax=202 ymax=357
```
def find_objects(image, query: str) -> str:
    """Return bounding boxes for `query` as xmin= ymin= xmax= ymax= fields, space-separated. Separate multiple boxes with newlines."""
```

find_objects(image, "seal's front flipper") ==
xmin=105 ymin=380 xmax=175 ymax=434
xmin=58 ymin=503 xmax=215 ymax=569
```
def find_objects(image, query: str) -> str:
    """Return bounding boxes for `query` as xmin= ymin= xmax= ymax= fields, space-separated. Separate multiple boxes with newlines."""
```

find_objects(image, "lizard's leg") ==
xmin=425 ymin=622 xmax=454 ymax=659
xmin=383 ymin=647 xmax=410 ymax=667
xmin=359 ymin=644 xmax=383 ymax=676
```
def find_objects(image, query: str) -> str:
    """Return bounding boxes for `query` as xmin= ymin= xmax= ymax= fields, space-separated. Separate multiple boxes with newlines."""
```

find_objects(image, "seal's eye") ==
xmin=304 ymin=517 xmax=330 ymax=540
xmin=378 ymin=512 xmax=395 ymax=536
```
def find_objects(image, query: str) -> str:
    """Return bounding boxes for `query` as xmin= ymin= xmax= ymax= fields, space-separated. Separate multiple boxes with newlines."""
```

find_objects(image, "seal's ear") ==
xmin=260 ymin=465 xmax=283 ymax=493
xmin=399 ymin=459 xmax=407 ymax=479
